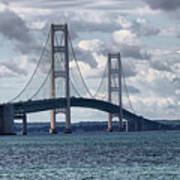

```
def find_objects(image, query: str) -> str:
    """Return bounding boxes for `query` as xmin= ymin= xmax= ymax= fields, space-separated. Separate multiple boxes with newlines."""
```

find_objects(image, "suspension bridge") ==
xmin=0 ymin=24 xmax=163 ymax=135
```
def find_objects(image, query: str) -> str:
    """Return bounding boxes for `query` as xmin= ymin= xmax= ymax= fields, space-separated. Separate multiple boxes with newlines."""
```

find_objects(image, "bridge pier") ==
xmin=0 ymin=104 xmax=15 ymax=135
xmin=22 ymin=114 xmax=27 ymax=135
xmin=107 ymin=114 xmax=113 ymax=132
xmin=118 ymin=116 xmax=123 ymax=131
xmin=134 ymin=121 xmax=140 ymax=131
xmin=134 ymin=121 xmax=145 ymax=131
xmin=141 ymin=119 xmax=145 ymax=131
xmin=126 ymin=120 xmax=129 ymax=132
xmin=49 ymin=111 xmax=57 ymax=134
xmin=15 ymin=113 xmax=28 ymax=135
xmin=125 ymin=120 xmax=134 ymax=131
xmin=64 ymin=128 xmax=72 ymax=134
xmin=49 ymin=128 xmax=57 ymax=134
xmin=133 ymin=118 xmax=145 ymax=131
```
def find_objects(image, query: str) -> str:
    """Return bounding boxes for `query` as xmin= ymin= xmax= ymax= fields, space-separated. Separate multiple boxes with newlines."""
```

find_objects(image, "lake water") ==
xmin=0 ymin=131 xmax=180 ymax=179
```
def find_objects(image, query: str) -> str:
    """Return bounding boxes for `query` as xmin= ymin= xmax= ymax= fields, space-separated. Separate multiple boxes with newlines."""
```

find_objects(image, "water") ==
xmin=0 ymin=131 xmax=180 ymax=179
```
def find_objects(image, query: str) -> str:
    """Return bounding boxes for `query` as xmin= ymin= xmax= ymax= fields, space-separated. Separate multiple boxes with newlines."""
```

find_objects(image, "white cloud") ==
xmin=131 ymin=96 xmax=175 ymax=108
xmin=116 ymin=16 xmax=132 ymax=28
xmin=136 ymin=18 xmax=146 ymax=24
xmin=93 ymin=53 xmax=106 ymax=69
xmin=148 ymin=49 xmax=171 ymax=56
xmin=113 ymin=30 xmax=140 ymax=46
xmin=78 ymin=39 xmax=104 ymax=52
xmin=111 ymin=30 xmax=150 ymax=60
xmin=120 ymin=6 xmax=160 ymax=15
xmin=133 ymin=18 xmax=160 ymax=36
xmin=78 ymin=39 xmax=107 ymax=68
xmin=0 ymin=3 xmax=7 ymax=12
xmin=27 ymin=21 xmax=47 ymax=30
xmin=70 ymin=61 xmax=91 ymax=78
xmin=0 ymin=55 xmax=36 ymax=77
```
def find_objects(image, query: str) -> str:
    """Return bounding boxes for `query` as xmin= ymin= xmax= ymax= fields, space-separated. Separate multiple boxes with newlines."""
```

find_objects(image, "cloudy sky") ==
xmin=0 ymin=0 xmax=180 ymax=122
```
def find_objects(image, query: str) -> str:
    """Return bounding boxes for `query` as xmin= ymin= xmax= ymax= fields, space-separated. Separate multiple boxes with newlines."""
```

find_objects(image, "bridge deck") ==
xmin=13 ymin=97 xmax=160 ymax=127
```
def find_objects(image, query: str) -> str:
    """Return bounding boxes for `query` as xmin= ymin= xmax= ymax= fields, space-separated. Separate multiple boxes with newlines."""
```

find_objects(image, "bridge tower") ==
xmin=107 ymin=53 xmax=123 ymax=131
xmin=49 ymin=24 xmax=71 ymax=134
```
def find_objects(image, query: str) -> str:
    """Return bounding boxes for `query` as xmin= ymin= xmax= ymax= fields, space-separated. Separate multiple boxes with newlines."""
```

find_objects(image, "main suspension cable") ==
xmin=92 ymin=64 xmax=107 ymax=98
xmin=69 ymin=32 xmax=109 ymax=99
xmin=70 ymin=79 xmax=81 ymax=97
xmin=122 ymin=69 xmax=136 ymax=114
xmin=69 ymin=33 xmax=94 ymax=98
xmin=30 ymin=67 xmax=51 ymax=100
xmin=30 ymin=33 xmax=65 ymax=100
xmin=9 ymin=30 xmax=50 ymax=102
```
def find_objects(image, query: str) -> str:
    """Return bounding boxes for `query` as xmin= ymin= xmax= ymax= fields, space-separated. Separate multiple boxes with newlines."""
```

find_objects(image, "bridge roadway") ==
xmin=13 ymin=97 xmax=161 ymax=130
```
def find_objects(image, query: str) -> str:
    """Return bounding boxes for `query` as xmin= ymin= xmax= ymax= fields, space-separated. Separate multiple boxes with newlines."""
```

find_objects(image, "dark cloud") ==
xmin=111 ymin=42 xmax=151 ymax=60
xmin=121 ymin=45 xmax=151 ymax=60
xmin=1 ymin=1 xmax=9 ymax=5
xmin=55 ymin=12 xmax=123 ymax=36
xmin=172 ymin=77 xmax=180 ymax=85
xmin=144 ymin=0 xmax=180 ymax=11
xmin=72 ymin=47 xmax=98 ymax=68
xmin=70 ymin=20 xmax=121 ymax=34
xmin=177 ymin=31 xmax=180 ymax=38
xmin=0 ymin=10 xmax=31 ymax=42
xmin=0 ymin=9 xmax=38 ymax=54
xmin=111 ymin=29 xmax=151 ymax=60
xmin=36 ymin=12 xmax=125 ymax=43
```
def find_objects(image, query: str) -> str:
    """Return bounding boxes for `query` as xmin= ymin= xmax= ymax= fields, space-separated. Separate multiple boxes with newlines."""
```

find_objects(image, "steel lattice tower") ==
xmin=107 ymin=53 xmax=123 ymax=131
xmin=49 ymin=24 xmax=71 ymax=134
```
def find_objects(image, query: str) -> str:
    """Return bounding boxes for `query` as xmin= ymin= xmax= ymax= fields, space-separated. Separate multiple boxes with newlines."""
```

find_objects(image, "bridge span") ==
xmin=13 ymin=97 xmax=143 ymax=121
xmin=0 ymin=97 xmax=165 ymax=135
xmin=13 ymin=97 xmax=162 ymax=133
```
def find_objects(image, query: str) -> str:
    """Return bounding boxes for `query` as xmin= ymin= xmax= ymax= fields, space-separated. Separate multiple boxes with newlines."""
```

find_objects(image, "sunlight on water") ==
xmin=0 ymin=131 xmax=180 ymax=179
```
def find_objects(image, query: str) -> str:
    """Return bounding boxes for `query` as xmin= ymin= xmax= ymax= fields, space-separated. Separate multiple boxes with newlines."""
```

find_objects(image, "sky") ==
xmin=0 ymin=0 xmax=180 ymax=123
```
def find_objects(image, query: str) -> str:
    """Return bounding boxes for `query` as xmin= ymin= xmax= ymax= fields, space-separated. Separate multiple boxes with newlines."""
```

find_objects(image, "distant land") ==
xmin=156 ymin=120 xmax=180 ymax=130
xmin=14 ymin=120 xmax=180 ymax=134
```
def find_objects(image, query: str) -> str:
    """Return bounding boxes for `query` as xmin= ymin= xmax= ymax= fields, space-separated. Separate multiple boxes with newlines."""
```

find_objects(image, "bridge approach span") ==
xmin=13 ymin=97 xmax=158 ymax=125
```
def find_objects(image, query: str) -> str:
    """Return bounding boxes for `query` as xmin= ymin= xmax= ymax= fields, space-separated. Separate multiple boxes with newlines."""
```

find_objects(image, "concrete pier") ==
xmin=107 ymin=114 xmax=113 ymax=132
xmin=126 ymin=120 xmax=129 ymax=132
xmin=135 ymin=121 xmax=140 ymax=131
xmin=22 ymin=114 xmax=27 ymax=135
xmin=49 ymin=128 xmax=58 ymax=134
xmin=64 ymin=128 xmax=72 ymax=134
xmin=0 ymin=104 xmax=15 ymax=135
